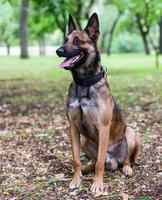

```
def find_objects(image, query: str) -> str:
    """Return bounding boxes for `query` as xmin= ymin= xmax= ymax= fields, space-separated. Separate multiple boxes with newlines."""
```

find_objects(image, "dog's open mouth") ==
xmin=59 ymin=52 xmax=84 ymax=68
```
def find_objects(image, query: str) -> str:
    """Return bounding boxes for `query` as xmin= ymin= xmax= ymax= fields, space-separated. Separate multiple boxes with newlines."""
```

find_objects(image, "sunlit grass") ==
xmin=0 ymin=54 xmax=161 ymax=106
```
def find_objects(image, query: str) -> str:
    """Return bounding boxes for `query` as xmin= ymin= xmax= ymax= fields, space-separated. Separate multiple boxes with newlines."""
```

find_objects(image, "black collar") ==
xmin=72 ymin=66 xmax=105 ymax=87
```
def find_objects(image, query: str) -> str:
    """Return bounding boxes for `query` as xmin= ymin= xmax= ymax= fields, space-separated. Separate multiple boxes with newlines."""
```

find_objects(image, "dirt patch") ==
xmin=0 ymin=87 xmax=161 ymax=200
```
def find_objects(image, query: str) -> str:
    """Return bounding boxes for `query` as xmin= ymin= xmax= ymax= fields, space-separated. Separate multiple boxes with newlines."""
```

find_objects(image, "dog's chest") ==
xmin=68 ymin=90 xmax=97 ymax=119
xmin=67 ymin=85 xmax=98 ymax=138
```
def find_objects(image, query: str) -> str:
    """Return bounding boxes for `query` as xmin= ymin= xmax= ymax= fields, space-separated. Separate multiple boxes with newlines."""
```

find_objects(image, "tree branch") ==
xmin=107 ymin=11 xmax=121 ymax=54
xmin=143 ymin=0 xmax=150 ymax=32
xmin=75 ymin=0 xmax=82 ymax=29
xmin=85 ymin=0 xmax=95 ymax=20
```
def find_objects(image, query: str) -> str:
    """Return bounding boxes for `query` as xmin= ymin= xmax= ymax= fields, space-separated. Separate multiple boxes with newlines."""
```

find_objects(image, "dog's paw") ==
xmin=90 ymin=178 xmax=107 ymax=197
xmin=123 ymin=165 xmax=133 ymax=176
xmin=69 ymin=176 xmax=82 ymax=189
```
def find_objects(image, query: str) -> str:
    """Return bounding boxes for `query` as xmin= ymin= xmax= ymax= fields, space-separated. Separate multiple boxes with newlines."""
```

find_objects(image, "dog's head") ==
xmin=56 ymin=13 xmax=100 ymax=71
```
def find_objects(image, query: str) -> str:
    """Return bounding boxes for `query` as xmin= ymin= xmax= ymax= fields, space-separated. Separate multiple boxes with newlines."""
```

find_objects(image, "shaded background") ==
xmin=0 ymin=0 xmax=162 ymax=59
xmin=0 ymin=0 xmax=162 ymax=200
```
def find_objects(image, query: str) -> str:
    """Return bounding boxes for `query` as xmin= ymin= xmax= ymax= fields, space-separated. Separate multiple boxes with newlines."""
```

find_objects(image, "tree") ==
xmin=20 ymin=0 xmax=29 ymax=58
xmin=101 ymin=0 xmax=128 ymax=54
xmin=0 ymin=2 xmax=18 ymax=55
xmin=98 ymin=4 xmax=121 ymax=54
xmin=74 ymin=0 xmax=95 ymax=29
xmin=107 ymin=11 xmax=121 ymax=54
xmin=110 ymin=0 xmax=162 ymax=55
xmin=134 ymin=0 xmax=151 ymax=54
xmin=29 ymin=1 xmax=56 ymax=55
xmin=40 ymin=0 xmax=95 ymax=41
xmin=159 ymin=17 xmax=162 ymax=54
xmin=130 ymin=0 xmax=162 ymax=55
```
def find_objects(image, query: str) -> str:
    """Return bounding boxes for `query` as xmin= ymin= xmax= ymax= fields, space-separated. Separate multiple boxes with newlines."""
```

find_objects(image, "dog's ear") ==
xmin=68 ymin=14 xmax=77 ymax=34
xmin=84 ymin=13 xmax=100 ymax=40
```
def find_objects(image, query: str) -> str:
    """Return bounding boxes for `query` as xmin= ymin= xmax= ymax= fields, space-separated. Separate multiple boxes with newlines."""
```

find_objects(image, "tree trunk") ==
xmin=155 ymin=51 xmax=159 ymax=68
xmin=42 ymin=38 xmax=45 ymax=55
xmin=6 ymin=43 xmax=10 ymax=55
xmin=38 ymin=37 xmax=46 ymax=56
xmin=141 ymin=32 xmax=150 ymax=55
xmin=100 ymin=31 xmax=108 ymax=53
xmin=53 ymin=13 xmax=66 ymax=41
xmin=149 ymin=35 xmax=159 ymax=68
xmin=20 ymin=0 xmax=29 ymax=58
xmin=107 ymin=13 xmax=121 ymax=55
xmin=159 ymin=16 xmax=162 ymax=54
xmin=136 ymin=14 xmax=150 ymax=55
xmin=5 ymin=40 xmax=10 ymax=55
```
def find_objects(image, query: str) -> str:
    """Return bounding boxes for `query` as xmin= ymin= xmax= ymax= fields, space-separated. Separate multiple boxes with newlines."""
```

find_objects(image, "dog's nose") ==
xmin=56 ymin=47 xmax=65 ymax=57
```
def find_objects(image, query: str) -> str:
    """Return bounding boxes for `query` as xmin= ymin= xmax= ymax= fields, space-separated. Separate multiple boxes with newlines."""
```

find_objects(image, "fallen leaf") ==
xmin=48 ymin=173 xmax=64 ymax=185
xmin=121 ymin=192 xmax=129 ymax=200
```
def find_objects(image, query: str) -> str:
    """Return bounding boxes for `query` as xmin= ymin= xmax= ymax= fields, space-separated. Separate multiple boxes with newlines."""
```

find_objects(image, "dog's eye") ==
xmin=73 ymin=37 xmax=81 ymax=45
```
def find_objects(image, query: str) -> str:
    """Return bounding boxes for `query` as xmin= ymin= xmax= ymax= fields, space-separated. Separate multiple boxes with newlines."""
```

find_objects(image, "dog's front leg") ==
xmin=69 ymin=124 xmax=82 ymax=189
xmin=90 ymin=124 xmax=110 ymax=196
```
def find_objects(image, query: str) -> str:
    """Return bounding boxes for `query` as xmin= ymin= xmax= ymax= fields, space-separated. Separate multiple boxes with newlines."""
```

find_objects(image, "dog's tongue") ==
xmin=59 ymin=55 xmax=80 ymax=68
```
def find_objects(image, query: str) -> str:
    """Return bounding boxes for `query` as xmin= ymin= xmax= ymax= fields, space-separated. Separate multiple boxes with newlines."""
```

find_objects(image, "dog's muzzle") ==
xmin=56 ymin=45 xmax=87 ymax=69
xmin=56 ymin=46 xmax=65 ymax=57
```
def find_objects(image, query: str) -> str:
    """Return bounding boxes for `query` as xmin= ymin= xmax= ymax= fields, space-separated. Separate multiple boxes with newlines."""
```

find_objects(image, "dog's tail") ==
xmin=130 ymin=135 xmax=141 ymax=164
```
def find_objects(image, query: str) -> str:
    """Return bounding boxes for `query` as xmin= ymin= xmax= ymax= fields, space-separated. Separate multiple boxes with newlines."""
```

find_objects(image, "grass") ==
xmin=0 ymin=54 xmax=162 ymax=106
xmin=137 ymin=196 xmax=152 ymax=200
xmin=0 ymin=54 xmax=161 ymax=79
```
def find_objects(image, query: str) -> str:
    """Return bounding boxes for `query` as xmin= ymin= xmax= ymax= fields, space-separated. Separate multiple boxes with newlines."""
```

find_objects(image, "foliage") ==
xmin=107 ymin=0 xmax=162 ymax=54
xmin=111 ymin=32 xmax=144 ymax=53
xmin=0 ymin=0 xmax=162 ymax=54
xmin=28 ymin=1 xmax=56 ymax=43
xmin=0 ymin=3 xmax=18 ymax=46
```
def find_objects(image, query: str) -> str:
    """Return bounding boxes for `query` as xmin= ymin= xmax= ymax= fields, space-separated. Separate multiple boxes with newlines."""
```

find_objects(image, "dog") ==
xmin=56 ymin=13 xmax=140 ymax=196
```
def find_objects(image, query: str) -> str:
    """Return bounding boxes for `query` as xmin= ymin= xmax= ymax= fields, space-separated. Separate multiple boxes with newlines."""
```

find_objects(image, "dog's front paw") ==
xmin=123 ymin=165 xmax=133 ymax=176
xmin=90 ymin=178 xmax=106 ymax=197
xmin=69 ymin=176 xmax=82 ymax=189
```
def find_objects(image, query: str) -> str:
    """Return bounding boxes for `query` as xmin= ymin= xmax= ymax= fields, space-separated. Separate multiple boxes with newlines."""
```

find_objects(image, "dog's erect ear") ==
xmin=68 ymin=14 xmax=77 ymax=34
xmin=84 ymin=13 xmax=100 ymax=40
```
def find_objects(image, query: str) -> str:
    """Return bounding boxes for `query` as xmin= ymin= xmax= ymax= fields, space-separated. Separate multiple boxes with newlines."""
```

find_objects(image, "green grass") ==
xmin=137 ymin=196 xmax=152 ymax=200
xmin=0 ymin=54 xmax=162 ymax=106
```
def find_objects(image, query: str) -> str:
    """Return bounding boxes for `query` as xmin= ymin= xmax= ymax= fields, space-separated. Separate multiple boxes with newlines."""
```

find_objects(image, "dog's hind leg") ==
xmin=122 ymin=126 xmax=140 ymax=176
xmin=82 ymin=140 xmax=96 ymax=174
xmin=82 ymin=160 xmax=96 ymax=174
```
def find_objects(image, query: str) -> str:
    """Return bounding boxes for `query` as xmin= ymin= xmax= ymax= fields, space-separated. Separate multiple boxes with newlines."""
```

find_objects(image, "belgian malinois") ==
xmin=56 ymin=13 xmax=140 ymax=196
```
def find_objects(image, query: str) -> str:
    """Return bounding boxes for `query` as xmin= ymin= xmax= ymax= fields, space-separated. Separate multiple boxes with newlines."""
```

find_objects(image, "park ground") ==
xmin=0 ymin=54 xmax=162 ymax=200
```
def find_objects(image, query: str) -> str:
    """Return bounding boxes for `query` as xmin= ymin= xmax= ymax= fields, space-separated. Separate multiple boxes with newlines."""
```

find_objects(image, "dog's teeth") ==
xmin=71 ymin=55 xmax=80 ymax=63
